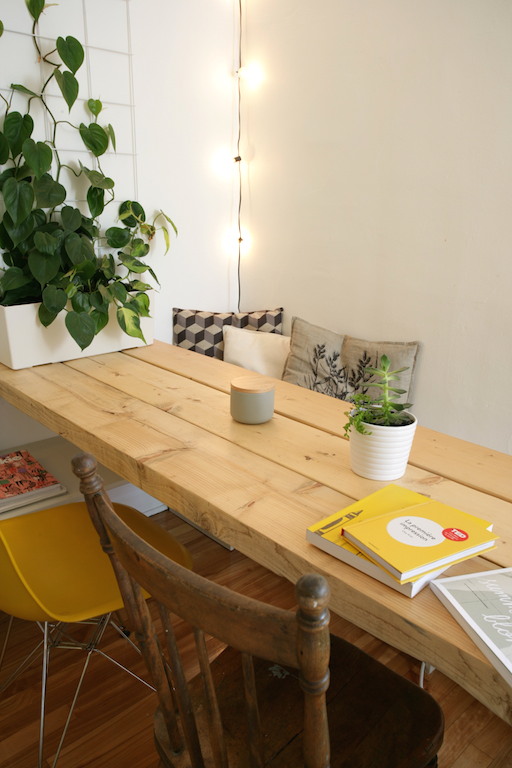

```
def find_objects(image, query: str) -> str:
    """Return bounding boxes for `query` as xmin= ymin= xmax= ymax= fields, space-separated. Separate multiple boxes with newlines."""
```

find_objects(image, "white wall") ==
xmin=129 ymin=0 xmax=241 ymax=341
xmin=240 ymin=0 xmax=512 ymax=453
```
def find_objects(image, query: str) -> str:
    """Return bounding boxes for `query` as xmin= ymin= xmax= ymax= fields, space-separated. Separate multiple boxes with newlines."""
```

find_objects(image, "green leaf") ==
xmin=2 ymin=211 xmax=35 ymax=248
xmin=86 ymin=186 xmax=104 ymax=218
xmin=0 ymin=266 xmax=32 ymax=291
xmin=11 ymin=83 xmax=39 ymax=97
xmin=77 ymin=216 xmax=98 ymax=239
xmin=74 ymin=258 xmax=98 ymax=280
xmin=22 ymin=138 xmax=52 ymax=179
xmin=99 ymin=254 xmax=116 ymax=280
xmin=34 ymin=230 xmax=59 ymax=254
xmin=42 ymin=284 xmax=67 ymax=314
xmin=89 ymin=290 xmax=109 ymax=313
xmin=87 ymin=99 xmax=103 ymax=117
xmin=162 ymin=225 xmax=170 ymax=254
xmin=0 ymin=168 xmax=16 ymax=193
xmin=2 ymin=177 xmax=34 ymax=225
xmin=0 ymin=132 xmax=9 ymax=164
xmin=56 ymin=36 xmax=84 ymax=74
xmin=0 ymin=21 xmax=3 ymax=37
xmin=71 ymin=292 xmax=91 ymax=313
xmin=79 ymin=123 xmax=109 ymax=157
xmin=3 ymin=112 xmax=34 ymax=158
xmin=109 ymin=282 xmax=128 ymax=303
xmin=54 ymin=69 xmax=79 ymax=111
xmin=116 ymin=306 xmax=145 ymax=342
xmin=106 ymin=226 xmax=131 ymax=248
xmin=38 ymin=303 xmax=58 ymax=327
xmin=80 ymin=164 xmax=114 ymax=189
xmin=60 ymin=205 xmax=82 ymax=231
xmin=117 ymin=254 xmax=149 ymax=274
xmin=32 ymin=208 xmax=47 ymax=227
xmin=33 ymin=174 xmax=67 ymax=208
xmin=118 ymin=200 xmax=145 ymax=227
xmin=106 ymin=124 xmax=116 ymax=151
xmin=127 ymin=291 xmax=150 ymax=317
xmin=127 ymin=280 xmax=152 ymax=292
xmin=25 ymin=0 xmax=45 ymax=22
xmin=159 ymin=210 xmax=178 ymax=236
xmin=130 ymin=239 xmax=150 ymax=259
xmin=15 ymin=163 xmax=32 ymax=181
xmin=64 ymin=232 xmax=95 ymax=265
xmin=91 ymin=309 xmax=109 ymax=334
xmin=28 ymin=249 xmax=60 ymax=285
xmin=65 ymin=311 xmax=96 ymax=350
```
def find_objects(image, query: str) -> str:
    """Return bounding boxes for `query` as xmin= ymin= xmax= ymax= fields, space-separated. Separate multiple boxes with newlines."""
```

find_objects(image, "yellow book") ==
xmin=306 ymin=485 xmax=451 ymax=597
xmin=342 ymin=500 xmax=497 ymax=583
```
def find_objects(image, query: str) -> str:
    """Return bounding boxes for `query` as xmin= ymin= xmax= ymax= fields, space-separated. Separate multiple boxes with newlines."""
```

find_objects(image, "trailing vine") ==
xmin=0 ymin=0 xmax=176 ymax=350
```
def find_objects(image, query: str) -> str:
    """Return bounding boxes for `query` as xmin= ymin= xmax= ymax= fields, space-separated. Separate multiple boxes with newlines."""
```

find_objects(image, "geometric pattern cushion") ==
xmin=173 ymin=308 xmax=284 ymax=359
xmin=282 ymin=316 xmax=419 ymax=403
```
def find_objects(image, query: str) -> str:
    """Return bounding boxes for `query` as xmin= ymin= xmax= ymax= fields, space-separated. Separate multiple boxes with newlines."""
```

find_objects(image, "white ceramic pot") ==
xmin=349 ymin=414 xmax=417 ymax=481
xmin=0 ymin=297 xmax=154 ymax=370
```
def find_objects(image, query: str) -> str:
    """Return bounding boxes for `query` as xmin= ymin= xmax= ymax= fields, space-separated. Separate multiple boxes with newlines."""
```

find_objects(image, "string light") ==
xmin=214 ymin=1 xmax=262 ymax=310
xmin=235 ymin=0 xmax=243 ymax=311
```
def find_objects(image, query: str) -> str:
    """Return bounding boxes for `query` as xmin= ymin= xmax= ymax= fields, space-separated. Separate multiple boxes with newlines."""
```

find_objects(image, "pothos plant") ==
xmin=343 ymin=354 xmax=414 ymax=436
xmin=0 ymin=0 xmax=176 ymax=351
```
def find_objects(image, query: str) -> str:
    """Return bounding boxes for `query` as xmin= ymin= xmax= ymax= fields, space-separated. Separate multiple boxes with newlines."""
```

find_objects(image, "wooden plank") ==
xmin=1 ymin=358 xmax=512 ymax=723
xmin=63 ymin=353 xmax=512 ymax=569
xmin=125 ymin=342 xmax=512 ymax=503
xmin=0 ymin=356 xmax=512 ymax=722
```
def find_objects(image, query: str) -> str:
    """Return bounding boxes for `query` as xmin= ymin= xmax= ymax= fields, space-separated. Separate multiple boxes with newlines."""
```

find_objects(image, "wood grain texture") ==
xmin=126 ymin=341 xmax=512 ymax=503
xmin=1 ymin=345 xmax=512 ymax=723
xmin=0 ymin=512 xmax=509 ymax=768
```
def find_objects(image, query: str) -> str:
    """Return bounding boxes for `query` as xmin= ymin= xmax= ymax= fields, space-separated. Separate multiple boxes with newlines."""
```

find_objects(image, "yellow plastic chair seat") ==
xmin=0 ymin=502 xmax=192 ymax=623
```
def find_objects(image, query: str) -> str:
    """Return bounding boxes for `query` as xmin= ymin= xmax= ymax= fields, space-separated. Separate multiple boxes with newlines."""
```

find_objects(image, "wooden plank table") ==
xmin=1 ymin=340 xmax=511 ymax=723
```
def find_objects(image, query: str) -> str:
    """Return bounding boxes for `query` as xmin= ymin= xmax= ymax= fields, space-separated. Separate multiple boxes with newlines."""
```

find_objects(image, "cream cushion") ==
xmin=223 ymin=326 xmax=291 ymax=379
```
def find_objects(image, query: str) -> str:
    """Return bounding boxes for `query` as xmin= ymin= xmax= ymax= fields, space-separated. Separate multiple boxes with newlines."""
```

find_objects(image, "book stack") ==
xmin=0 ymin=449 xmax=67 ymax=513
xmin=306 ymin=485 xmax=497 ymax=598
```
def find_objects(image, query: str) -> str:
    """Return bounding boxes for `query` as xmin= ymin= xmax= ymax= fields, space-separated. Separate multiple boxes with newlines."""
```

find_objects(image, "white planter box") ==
xmin=0 ymin=299 xmax=154 ymax=369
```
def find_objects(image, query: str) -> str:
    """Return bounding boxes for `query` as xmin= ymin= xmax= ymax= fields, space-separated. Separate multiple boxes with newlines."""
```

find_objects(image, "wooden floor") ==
xmin=1 ymin=510 xmax=512 ymax=768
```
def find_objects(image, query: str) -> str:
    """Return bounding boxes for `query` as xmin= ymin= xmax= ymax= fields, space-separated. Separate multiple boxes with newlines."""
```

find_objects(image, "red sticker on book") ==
xmin=442 ymin=527 xmax=468 ymax=541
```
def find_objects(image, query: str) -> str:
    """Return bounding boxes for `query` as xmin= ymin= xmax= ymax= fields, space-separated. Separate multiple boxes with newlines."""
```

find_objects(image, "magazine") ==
xmin=430 ymin=568 xmax=512 ymax=686
xmin=0 ymin=449 xmax=66 ymax=513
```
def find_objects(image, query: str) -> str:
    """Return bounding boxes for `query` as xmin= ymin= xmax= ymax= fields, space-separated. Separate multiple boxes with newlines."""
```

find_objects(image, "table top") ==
xmin=1 ymin=340 xmax=511 ymax=722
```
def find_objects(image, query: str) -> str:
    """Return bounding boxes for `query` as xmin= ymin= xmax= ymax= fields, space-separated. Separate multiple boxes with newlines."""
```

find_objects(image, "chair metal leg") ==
xmin=0 ymin=614 xmax=14 ymax=671
xmin=1 ymin=613 xmax=154 ymax=768
xmin=39 ymin=622 xmax=51 ymax=768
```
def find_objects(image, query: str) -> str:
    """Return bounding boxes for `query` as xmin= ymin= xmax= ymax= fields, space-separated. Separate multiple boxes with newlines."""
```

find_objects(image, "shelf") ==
xmin=0 ymin=436 xmax=167 ymax=520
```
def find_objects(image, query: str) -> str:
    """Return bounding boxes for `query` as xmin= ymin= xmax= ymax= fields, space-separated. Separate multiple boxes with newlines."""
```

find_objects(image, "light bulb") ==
xmin=237 ymin=62 xmax=264 ymax=90
xmin=223 ymin=226 xmax=252 ymax=257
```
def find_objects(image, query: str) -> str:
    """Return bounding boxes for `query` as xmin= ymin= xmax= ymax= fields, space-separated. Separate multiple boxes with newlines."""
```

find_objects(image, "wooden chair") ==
xmin=74 ymin=453 xmax=444 ymax=768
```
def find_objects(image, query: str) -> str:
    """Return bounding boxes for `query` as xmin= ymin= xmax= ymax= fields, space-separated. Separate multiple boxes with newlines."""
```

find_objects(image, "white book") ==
xmin=430 ymin=567 xmax=512 ymax=687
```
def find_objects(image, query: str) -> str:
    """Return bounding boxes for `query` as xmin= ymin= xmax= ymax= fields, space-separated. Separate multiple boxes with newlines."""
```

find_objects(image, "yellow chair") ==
xmin=0 ymin=499 xmax=192 ymax=768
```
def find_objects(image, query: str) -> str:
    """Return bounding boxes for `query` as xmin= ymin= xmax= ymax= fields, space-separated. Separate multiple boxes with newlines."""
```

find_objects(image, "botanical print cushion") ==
xmin=282 ymin=316 xmax=419 ymax=402
xmin=223 ymin=325 xmax=291 ymax=379
xmin=172 ymin=308 xmax=283 ymax=359
xmin=282 ymin=317 xmax=346 ymax=397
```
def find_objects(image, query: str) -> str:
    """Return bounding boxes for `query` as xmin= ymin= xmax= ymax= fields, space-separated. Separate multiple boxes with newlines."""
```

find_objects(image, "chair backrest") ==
xmin=73 ymin=453 xmax=332 ymax=768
